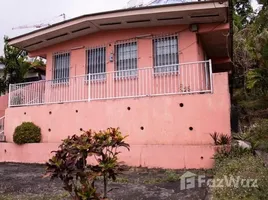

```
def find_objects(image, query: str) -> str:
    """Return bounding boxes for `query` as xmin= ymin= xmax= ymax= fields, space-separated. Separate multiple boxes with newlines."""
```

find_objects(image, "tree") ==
xmin=0 ymin=36 xmax=45 ymax=94
xmin=232 ymin=0 xmax=255 ymax=90
xmin=0 ymin=36 xmax=29 ymax=93
xmin=246 ymin=30 xmax=268 ymax=94
xmin=233 ymin=0 xmax=254 ymax=30
xmin=232 ymin=0 xmax=268 ymax=93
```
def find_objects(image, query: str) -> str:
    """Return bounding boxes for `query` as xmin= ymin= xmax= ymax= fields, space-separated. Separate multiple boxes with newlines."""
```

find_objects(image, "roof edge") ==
xmin=8 ymin=0 xmax=227 ymax=43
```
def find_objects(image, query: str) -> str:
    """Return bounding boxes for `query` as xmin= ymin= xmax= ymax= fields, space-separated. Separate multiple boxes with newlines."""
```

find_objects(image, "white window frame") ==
xmin=86 ymin=46 xmax=106 ymax=81
xmin=52 ymin=52 xmax=70 ymax=83
xmin=153 ymin=35 xmax=179 ymax=74
xmin=115 ymin=41 xmax=138 ymax=78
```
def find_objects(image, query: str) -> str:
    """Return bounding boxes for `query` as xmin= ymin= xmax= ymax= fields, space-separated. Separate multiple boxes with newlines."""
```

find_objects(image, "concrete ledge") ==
xmin=0 ymin=143 xmax=216 ymax=169
xmin=0 ymin=143 xmax=59 ymax=164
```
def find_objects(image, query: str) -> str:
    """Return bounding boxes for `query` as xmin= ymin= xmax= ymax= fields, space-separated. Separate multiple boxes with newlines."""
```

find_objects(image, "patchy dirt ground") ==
xmin=0 ymin=163 xmax=212 ymax=200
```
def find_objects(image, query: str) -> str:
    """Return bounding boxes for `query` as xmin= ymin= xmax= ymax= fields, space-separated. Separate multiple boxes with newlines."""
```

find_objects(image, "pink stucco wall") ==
xmin=2 ymin=72 xmax=230 ymax=169
xmin=0 ymin=94 xmax=8 ymax=117
xmin=31 ymin=24 xmax=209 ymax=80
xmin=24 ymin=24 xmax=216 ymax=106
xmin=0 ymin=143 xmax=217 ymax=169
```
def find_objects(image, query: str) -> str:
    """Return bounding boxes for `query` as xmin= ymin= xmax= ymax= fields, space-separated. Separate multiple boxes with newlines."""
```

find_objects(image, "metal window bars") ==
xmin=52 ymin=52 xmax=71 ymax=83
xmin=86 ymin=46 xmax=106 ymax=81
xmin=115 ymin=40 xmax=138 ymax=78
xmin=153 ymin=34 xmax=179 ymax=74
xmin=9 ymin=60 xmax=213 ymax=107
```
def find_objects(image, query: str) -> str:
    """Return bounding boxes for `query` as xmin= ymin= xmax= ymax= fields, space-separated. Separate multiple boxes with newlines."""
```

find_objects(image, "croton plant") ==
xmin=45 ymin=128 xmax=130 ymax=200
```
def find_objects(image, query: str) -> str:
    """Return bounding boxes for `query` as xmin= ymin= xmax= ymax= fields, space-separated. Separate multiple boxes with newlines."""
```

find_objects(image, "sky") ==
xmin=0 ymin=0 xmax=133 ymax=55
xmin=0 ymin=0 xmax=260 ymax=56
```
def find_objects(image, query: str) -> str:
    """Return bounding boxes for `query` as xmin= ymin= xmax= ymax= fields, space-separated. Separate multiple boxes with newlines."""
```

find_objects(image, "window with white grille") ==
xmin=115 ymin=41 xmax=138 ymax=77
xmin=53 ymin=52 xmax=70 ymax=82
xmin=153 ymin=35 xmax=179 ymax=73
xmin=86 ymin=47 xmax=106 ymax=80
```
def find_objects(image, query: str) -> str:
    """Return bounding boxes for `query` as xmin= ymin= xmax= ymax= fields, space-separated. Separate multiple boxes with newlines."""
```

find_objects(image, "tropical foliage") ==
xmin=210 ymin=132 xmax=232 ymax=146
xmin=233 ymin=0 xmax=254 ymax=30
xmin=232 ymin=0 xmax=268 ymax=124
xmin=45 ymin=128 xmax=130 ymax=200
xmin=244 ymin=119 xmax=268 ymax=152
xmin=212 ymin=3 xmax=268 ymax=199
xmin=0 ymin=37 xmax=45 ymax=94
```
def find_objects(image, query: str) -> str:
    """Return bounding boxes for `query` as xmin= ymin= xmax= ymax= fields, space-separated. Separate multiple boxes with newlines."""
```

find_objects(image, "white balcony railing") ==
xmin=9 ymin=60 xmax=213 ymax=107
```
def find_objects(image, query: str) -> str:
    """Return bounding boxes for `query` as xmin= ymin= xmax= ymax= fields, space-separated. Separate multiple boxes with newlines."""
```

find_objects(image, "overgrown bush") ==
xmin=245 ymin=119 xmax=268 ymax=152
xmin=213 ymin=145 xmax=252 ymax=164
xmin=212 ymin=153 xmax=268 ymax=200
xmin=45 ymin=128 xmax=130 ymax=200
xmin=13 ymin=122 xmax=41 ymax=145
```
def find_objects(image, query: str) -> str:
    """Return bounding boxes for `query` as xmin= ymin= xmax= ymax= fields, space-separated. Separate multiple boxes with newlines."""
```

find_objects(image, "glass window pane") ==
xmin=87 ymin=47 xmax=106 ymax=80
xmin=115 ymin=42 xmax=137 ymax=77
xmin=53 ymin=53 xmax=70 ymax=82
xmin=153 ymin=36 xmax=179 ymax=73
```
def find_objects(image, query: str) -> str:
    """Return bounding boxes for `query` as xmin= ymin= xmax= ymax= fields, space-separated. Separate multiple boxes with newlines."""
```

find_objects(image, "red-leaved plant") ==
xmin=45 ymin=128 xmax=130 ymax=200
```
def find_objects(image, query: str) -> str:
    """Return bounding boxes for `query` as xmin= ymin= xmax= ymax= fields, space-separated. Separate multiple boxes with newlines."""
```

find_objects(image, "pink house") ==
xmin=0 ymin=1 xmax=232 ymax=169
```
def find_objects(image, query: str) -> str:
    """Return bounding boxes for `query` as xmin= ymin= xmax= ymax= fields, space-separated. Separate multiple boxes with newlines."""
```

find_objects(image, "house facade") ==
xmin=0 ymin=1 xmax=232 ymax=169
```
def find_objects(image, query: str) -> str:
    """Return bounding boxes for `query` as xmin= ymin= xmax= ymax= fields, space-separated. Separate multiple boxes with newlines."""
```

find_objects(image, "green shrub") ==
xmin=13 ymin=122 xmax=41 ymax=145
xmin=212 ymin=154 xmax=268 ymax=200
xmin=246 ymin=119 xmax=268 ymax=152
xmin=213 ymin=145 xmax=252 ymax=166
xmin=164 ymin=170 xmax=179 ymax=182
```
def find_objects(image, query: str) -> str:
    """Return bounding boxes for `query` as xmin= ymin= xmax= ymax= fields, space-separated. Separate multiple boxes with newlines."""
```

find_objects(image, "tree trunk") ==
xmin=103 ymin=173 xmax=107 ymax=198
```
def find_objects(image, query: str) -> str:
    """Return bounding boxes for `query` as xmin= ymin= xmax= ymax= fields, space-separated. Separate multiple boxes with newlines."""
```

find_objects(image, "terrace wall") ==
xmin=1 ymin=72 xmax=230 ymax=169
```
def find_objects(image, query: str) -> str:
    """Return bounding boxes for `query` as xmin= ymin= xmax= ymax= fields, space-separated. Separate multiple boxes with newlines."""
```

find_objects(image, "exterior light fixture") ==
xmin=190 ymin=24 xmax=199 ymax=32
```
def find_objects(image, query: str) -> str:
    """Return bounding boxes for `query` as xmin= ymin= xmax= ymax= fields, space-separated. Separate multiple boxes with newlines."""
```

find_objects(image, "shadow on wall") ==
xmin=0 ymin=94 xmax=8 ymax=117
